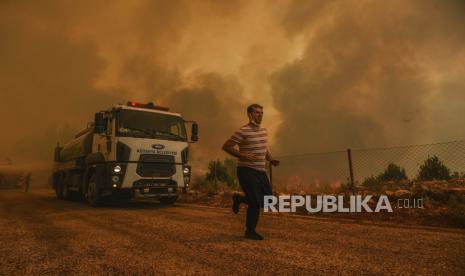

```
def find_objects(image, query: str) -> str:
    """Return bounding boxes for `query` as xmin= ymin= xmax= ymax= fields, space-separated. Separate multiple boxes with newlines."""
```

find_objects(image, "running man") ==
xmin=222 ymin=104 xmax=280 ymax=240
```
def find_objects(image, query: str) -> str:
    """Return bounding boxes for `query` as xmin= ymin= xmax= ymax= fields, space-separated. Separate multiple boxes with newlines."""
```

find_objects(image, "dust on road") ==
xmin=1 ymin=189 xmax=464 ymax=275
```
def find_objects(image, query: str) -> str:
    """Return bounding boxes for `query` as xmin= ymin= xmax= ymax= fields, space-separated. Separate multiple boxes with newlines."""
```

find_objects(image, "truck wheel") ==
xmin=62 ymin=182 xmax=72 ymax=201
xmin=87 ymin=172 xmax=102 ymax=207
xmin=159 ymin=196 xmax=177 ymax=205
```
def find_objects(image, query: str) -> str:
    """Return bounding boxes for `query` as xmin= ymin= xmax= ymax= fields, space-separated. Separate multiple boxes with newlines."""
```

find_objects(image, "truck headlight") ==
xmin=183 ymin=166 xmax=190 ymax=175
xmin=113 ymin=165 xmax=122 ymax=173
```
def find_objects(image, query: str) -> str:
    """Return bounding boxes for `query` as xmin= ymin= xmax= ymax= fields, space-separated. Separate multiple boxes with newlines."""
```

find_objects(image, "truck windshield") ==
xmin=116 ymin=109 xmax=187 ymax=141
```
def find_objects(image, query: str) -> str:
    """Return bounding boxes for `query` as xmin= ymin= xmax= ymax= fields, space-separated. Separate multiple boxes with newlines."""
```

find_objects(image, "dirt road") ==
xmin=1 ymin=189 xmax=464 ymax=275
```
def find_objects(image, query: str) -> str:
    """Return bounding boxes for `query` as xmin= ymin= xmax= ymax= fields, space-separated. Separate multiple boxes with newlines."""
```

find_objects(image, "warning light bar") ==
xmin=126 ymin=101 xmax=169 ymax=111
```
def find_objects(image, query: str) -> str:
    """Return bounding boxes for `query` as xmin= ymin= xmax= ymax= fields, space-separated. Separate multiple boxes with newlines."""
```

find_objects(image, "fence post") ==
xmin=213 ymin=160 xmax=217 ymax=190
xmin=269 ymin=161 xmax=273 ymax=193
xmin=347 ymin=148 xmax=355 ymax=193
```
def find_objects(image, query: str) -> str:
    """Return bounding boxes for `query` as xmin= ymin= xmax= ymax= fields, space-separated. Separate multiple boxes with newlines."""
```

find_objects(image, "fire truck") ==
xmin=52 ymin=102 xmax=198 ymax=206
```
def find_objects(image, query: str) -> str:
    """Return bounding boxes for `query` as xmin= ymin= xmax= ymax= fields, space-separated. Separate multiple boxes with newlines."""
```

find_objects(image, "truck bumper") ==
xmin=133 ymin=189 xmax=178 ymax=198
xmin=104 ymin=186 xmax=182 ymax=199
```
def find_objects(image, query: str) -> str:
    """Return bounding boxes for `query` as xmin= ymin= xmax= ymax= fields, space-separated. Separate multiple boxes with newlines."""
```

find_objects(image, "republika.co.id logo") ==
xmin=264 ymin=195 xmax=424 ymax=213
xmin=152 ymin=144 xmax=165 ymax=150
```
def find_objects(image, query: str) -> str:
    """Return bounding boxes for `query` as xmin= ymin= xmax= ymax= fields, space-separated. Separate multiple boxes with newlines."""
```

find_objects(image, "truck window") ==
xmin=116 ymin=109 xmax=187 ymax=141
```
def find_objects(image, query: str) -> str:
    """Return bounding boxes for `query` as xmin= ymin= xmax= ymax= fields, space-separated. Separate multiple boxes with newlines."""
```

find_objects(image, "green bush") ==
xmin=200 ymin=158 xmax=240 ymax=193
xmin=361 ymin=175 xmax=380 ymax=188
xmin=362 ymin=163 xmax=408 ymax=189
xmin=417 ymin=156 xmax=450 ymax=181
xmin=223 ymin=158 xmax=238 ymax=186
xmin=378 ymin=163 xmax=408 ymax=181
xmin=206 ymin=160 xmax=229 ymax=183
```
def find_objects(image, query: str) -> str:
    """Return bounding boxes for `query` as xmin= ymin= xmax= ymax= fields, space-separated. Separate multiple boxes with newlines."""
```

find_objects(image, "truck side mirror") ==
xmin=94 ymin=112 xmax=106 ymax=134
xmin=191 ymin=122 xmax=199 ymax=142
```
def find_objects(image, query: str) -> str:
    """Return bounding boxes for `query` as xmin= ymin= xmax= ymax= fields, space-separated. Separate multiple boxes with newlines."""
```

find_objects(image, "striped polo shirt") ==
xmin=230 ymin=124 xmax=267 ymax=171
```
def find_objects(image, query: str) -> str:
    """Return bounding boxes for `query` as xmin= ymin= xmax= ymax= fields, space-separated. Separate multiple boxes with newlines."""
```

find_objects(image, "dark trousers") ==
xmin=237 ymin=166 xmax=272 ymax=232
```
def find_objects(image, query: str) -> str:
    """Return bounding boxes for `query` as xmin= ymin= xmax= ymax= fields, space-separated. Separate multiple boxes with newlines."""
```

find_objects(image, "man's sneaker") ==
xmin=232 ymin=193 xmax=241 ymax=214
xmin=244 ymin=230 xmax=264 ymax=240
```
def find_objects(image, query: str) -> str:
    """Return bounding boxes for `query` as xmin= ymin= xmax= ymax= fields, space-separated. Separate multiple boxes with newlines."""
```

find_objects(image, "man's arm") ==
xmin=222 ymin=139 xmax=259 ymax=162
xmin=266 ymin=149 xmax=280 ymax=166
xmin=222 ymin=139 xmax=242 ymax=158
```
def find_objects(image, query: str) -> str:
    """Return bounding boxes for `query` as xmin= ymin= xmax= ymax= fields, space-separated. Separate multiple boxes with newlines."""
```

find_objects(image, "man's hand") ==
xmin=270 ymin=159 xmax=280 ymax=166
xmin=241 ymin=152 xmax=260 ymax=162
xmin=266 ymin=150 xmax=280 ymax=166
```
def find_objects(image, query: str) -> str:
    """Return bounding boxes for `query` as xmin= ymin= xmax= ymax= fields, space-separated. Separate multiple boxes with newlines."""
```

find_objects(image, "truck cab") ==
xmin=53 ymin=102 xmax=198 ymax=206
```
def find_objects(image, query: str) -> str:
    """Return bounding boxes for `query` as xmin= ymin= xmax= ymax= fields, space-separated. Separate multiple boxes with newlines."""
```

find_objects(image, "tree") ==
xmin=417 ymin=155 xmax=450 ymax=181
xmin=362 ymin=163 xmax=408 ymax=188
xmin=378 ymin=163 xmax=407 ymax=181
xmin=206 ymin=160 xmax=229 ymax=183
xmin=223 ymin=158 xmax=239 ymax=187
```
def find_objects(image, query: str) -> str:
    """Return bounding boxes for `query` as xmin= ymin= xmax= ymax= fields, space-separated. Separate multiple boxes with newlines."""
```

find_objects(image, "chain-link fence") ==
xmin=271 ymin=140 xmax=465 ymax=193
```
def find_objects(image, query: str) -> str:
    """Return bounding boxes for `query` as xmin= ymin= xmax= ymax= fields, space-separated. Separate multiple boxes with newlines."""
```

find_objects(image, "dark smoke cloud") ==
xmin=1 ymin=0 xmax=464 ymax=175
xmin=0 ymin=0 xmax=248 ymax=170
xmin=163 ymin=72 xmax=245 ymax=166
xmin=0 ymin=2 xmax=123 ymax=161
xmin=271 ymin=0 xmax=465 ymax=155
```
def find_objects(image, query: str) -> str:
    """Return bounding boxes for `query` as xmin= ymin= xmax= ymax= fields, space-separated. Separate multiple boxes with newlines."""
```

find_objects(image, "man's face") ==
xmin=248 ymin=107 xmax=263 ymax=125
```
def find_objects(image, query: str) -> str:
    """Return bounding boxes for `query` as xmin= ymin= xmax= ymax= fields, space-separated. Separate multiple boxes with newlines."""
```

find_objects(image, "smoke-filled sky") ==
xmin=1 ymin=0 xmax=465 ymax=168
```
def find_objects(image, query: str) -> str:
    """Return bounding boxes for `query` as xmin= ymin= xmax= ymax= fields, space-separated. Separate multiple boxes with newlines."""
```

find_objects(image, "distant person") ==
xmin=222 ymin=104 xmax=280 ymax=240
xmin=23 ymin=173 xmax=31 ymax=192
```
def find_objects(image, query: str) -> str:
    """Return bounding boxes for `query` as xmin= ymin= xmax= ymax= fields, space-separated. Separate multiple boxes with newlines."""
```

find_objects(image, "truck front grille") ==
xmin=136 ymin=154 xmax=176 ymax=177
